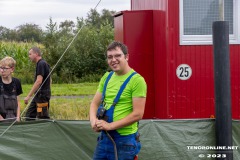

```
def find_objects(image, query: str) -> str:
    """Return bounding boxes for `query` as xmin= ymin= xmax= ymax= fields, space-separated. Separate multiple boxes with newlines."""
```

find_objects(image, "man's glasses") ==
xmin=0 ymin=67 xmax=12 ymax=72
xmin=107 ymin=53 xmax=124 ymax=61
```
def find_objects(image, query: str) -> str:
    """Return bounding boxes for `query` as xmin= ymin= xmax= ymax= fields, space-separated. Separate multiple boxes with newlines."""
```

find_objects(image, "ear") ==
xmin=125 ymin=54 xmax=129 ymax=61
xmin=11 ymin=67 xmax=14 ymax=72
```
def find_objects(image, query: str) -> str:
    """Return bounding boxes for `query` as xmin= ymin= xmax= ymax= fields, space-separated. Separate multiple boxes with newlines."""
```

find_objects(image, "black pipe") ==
xmin=212 ymin=21 xmax=233 ymax=160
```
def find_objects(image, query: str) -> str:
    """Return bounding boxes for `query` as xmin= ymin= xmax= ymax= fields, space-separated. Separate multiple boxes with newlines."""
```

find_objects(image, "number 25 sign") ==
xmin=176 ymin=64 xmax=192 ymax=80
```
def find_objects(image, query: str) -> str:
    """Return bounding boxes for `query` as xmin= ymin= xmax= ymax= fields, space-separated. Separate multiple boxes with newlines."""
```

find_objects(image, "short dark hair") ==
xmin=30 ymin=46 xmax=42 ymax=56
xmin=106 ymin=41 xmax=128 ymax=55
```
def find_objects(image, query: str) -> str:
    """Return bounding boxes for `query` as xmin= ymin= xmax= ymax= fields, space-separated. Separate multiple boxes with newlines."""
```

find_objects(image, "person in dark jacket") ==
xmin=0 ymin=56 xmax=23 ymax=122
xmin=24 ymin=47 xmax=51 ymax=120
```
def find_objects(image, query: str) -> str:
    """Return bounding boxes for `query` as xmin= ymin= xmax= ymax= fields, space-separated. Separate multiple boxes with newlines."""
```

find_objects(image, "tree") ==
xmin=100 ymin=9 xmax=116 ymax=27
xmin=0 ymin=26 xmax=10 ymax=41
xmin=72 ymin=20 xmax=114 ymax=78
xmin=43 ymin=18 xmax=61 ymax=76
xmin=86 ymin=9 xmax=101 ymax=28
xmin=59 ymin=20 xmax=75 ymax=33
xmin=42 ymin=9 xmax=115 ymax=82
xmin=76 ymin=17 xmax=85 ymax=29
xmin=0 ymin=26 xmax=18 ymax=41
xmin=1 ymin=9 xmax=116 ymax=83
xmin=16 ymin=23 xmax=43 ymax=42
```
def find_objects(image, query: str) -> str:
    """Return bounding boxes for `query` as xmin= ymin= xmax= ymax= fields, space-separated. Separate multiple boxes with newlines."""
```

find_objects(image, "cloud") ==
xmin=0 ymin=0 xmax=130 ymax=29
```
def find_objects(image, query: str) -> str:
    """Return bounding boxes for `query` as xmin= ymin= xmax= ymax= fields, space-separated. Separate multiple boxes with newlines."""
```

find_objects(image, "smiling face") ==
xmin=106 ymin=47 xmax=130 ymax=75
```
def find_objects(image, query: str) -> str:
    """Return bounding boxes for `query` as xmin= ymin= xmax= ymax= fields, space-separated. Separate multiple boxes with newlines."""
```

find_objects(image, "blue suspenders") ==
xmin=112 ymin=72 xmax=136 ymax=106
xmin=97 ymin=71 xmax=136 ymax=120
xmin=101 ymin=71 xmax=137 ymax=107
xmin=101 ymin=71 xmax=114 ymax=103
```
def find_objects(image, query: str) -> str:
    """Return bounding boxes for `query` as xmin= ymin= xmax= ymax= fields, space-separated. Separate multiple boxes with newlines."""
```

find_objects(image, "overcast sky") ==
xmin=0 ymin=0 xmax=131 ymax=30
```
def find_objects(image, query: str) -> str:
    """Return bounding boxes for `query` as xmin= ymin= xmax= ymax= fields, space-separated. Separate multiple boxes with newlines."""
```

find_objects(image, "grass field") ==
xmin=20 ymin=83 xmax=98 ymax=120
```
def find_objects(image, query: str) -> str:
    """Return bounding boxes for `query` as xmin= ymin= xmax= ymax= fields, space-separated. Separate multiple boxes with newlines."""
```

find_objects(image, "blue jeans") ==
xmin=93 ymin=131 xmax=141 ymax=160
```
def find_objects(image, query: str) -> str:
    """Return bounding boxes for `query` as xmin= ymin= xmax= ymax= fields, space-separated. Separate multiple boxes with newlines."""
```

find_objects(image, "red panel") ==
xmin=114 ymin=14 xmax=124 ymax=42
xmin=114 ymin=11 xmax=155 ymax=119
xmin=115 ymin=0 xmax=240 ymax=119
xmin=153 ymin=10 xmax=168 ymax=118
xmin=131 ymin=0 xmax=167 ymax=10
xmin=167 ymin=0 xmax=216 ymax=118
xmin=230 ymin=45 xmax=240 ymax=119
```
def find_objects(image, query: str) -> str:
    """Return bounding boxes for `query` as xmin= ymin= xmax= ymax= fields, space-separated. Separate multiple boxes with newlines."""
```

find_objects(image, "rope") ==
xmin=105 ymin=131 xmax=118 ymax=160
xmin=0 ymin=119 xmax=17 ymax=137
xmin=0 ymin=0 xmax=102 ymax=137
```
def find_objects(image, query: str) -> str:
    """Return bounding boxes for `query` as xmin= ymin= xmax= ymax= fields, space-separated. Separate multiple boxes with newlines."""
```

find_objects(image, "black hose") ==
xmin=105 ymin=131 xmax=118 ymax=160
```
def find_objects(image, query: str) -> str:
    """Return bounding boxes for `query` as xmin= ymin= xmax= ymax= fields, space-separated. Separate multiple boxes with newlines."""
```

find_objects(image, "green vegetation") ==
xmin=0 ymin=9 xmax=114 ymax=120
xmin=21 ymin=83 xmax=98 ymax=97
xmin=50 ymin=97 xmax=92 ymax=120
xmin=51 ymin=83 xmax=98 ymax=96
xmin=0 ymin=41 xmax=39 ymax=83
xmin=0 ymin=9 xmax=115 ymax=83
xmin=20 ymin=83 xmax=98 ymax=120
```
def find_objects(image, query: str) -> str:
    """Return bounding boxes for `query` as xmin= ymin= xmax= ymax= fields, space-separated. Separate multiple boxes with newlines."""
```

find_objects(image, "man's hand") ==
xmin=95 ymin=119 xmax=113 ymax=131
xmin=0 ymin=115 xmax=4 ymax=121
xmin=91 ymin=118 xmax=101 ymax=132
xmin=24 ymin=96 xmax=30 ymax=104
xmin=16 ymin=117 xmax=20 ymax=122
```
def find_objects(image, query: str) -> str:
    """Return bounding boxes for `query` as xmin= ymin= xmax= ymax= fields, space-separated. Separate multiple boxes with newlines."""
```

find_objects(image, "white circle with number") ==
xmin=176 ymin=64 xmax=192 ymax=80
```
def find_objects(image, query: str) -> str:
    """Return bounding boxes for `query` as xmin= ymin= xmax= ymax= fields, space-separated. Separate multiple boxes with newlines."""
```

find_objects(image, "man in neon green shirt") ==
xmin=90 ymin=41 xmax=147 ymax=160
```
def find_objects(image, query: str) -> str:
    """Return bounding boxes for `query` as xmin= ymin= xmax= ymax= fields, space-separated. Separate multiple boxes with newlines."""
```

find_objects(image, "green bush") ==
xmin=1 ymin=21 xmax=114 ymax=84
xmin=0 ymin=41 xmax=39 ymax=84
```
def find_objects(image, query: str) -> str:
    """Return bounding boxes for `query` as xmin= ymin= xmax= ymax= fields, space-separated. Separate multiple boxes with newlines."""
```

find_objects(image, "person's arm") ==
xmin=89 ymin=91 xmax=102 ymax=132
xmin=17 ymin=96 xmax=21 ymax=121
xmin=95 ymin=97 xmax=146 ymax=131
xmin=24 ymin=75 xmax=43 ymax=104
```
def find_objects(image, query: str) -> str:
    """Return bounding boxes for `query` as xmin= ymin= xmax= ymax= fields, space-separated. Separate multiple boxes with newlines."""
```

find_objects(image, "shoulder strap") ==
xmin=112 ymin=72 xmax=137 ymax=106
xmin=101 ymin=71 xmax=114 ymax=102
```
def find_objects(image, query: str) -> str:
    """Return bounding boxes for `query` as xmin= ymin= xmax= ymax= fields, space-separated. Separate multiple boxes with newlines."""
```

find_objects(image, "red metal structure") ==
xmin=114 ymin=0 xmax=240 ymax=119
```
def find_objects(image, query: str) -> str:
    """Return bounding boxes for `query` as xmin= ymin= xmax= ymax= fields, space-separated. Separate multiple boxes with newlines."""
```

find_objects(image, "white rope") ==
xmin=0 ymin=119 xmax=17 ymax=137
xmin=0 ymin=0 xmax=102 ymax=137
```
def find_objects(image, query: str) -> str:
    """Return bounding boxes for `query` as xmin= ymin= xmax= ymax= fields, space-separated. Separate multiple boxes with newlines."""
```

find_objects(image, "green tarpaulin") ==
xmin=0 ymin=119 xmax=239 ymax=160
